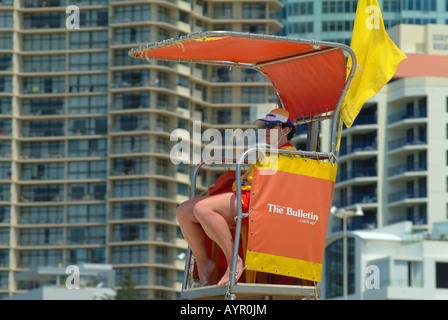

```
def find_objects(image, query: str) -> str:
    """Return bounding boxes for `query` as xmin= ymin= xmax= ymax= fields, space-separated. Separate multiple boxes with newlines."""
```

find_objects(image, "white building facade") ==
xmin=323 ymin=221 xmax=448 ymax=300
xmin=319 ymin=23 xmax=448 ymax=300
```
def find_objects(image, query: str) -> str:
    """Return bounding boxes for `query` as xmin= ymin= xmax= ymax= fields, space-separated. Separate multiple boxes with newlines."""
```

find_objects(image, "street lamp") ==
xmin=331 ymin=205 xmax=364 ymax=300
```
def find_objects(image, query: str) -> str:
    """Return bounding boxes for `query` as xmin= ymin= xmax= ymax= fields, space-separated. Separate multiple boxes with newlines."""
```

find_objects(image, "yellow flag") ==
xmin=341 ymin=0 xmax=407 ymax=128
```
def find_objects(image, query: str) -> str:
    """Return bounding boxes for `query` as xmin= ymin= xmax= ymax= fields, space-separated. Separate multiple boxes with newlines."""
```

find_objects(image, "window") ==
xmin=20 ymin=185 xmax=64 ymax=202
xmin=113 ymin=158 xmax=149 ymax=175
xmin=114 ymin=27 xmax=150 ymax=44
xmin=215 ymin=108 xmax=232 ymax=124
xmin=0 ymin=228 xmax=9 ymax=245
xmin=242 ymin=3 xmax=266 ymax=19
xmin=23 ymin=13 xmax=64 ymax=29
xmin=404 ymin=0 xmax=436 ymax=11
xmin=213 ymin=3 xmax=232 ymax=19
xmin=213 ymin=87 xmax=232 ymax=103
xmin=436 ymin=262 xmax=448 ymax=288
xmin=68 ymin=117 xmax=107 ymax=135
xmin=67 ymin=204 xmax=106 ymax=223
xmin=157 ymin=6 xmax=171 ymax=22
xmin=0 ymin=54 xmax=12 ymax=71
xmin=114 ymin=5 xmax=151 ymax=22
xmin=0 ymin=98 xmax=12 ymax=114
xmin=68 ymin=161 xmax=107 ymax=179
xmin=20 ymin=206 xmax=63 ymax=224
xmin=23 ymin=55 xmax=65 ymax=72
xmin=22 ymin=120 xmax=64 ymax=137
xmin=79 ymin=9 xmax=108 ymax=27
xmin=70 ymin=31 xmax=108 ymax=49
xmin=113 ymin=92 xmax=149 ymax=110
xmin=0 ymin=206 xmax=10 ymax=224
xmin=0 ymin=250 xmax=9 ymax=268
xmin=241 ymin=87 xmax=265 ymax=103
xmin=0 ymin=33 xmax=13 ymax=50
xmin=156 ymin=180 xmax=168 ymax=197
xmin=288 ymin=1 xmax=314 ymax=15
xmin=112 ymin=223 xmax=147 ymax=241
xmin=113 ymin=202 xmax=148 ymax=220
xmin=177 ymin=183 xmax=189 ymax=196
xmin=21 ymin=163 xmax=64 ymax=180
xmin=178 ymin=75 xmax=190 ymax=88
xmin=0 ymin=11 xmax=13 ymax=28
xmin=324 ymin=237 xmax=355 ymax=298
xmin=0 ymin=141 xmax=11 ymax=158
xmin=20 ymin=228 xmax=63 ymax=246
xmin=69 ymin=74 xmax=107 ymax=92
xmin=0 ymin=119 xmax=12 ymax=135
xmin=111 ymin=245 xmax=148 ymax=264
xmin=68 ymin=248 xmax=105 ymax=265
xmin=68 ymin=139 xmax=107 ymax=158
xmin=288 ymin=22 xmax=314 ymax=35
xmin=23 ymin=34 xmax=66 ymax=51
xmin=22 ymin=77 xmax=65 ymax=94
xmin=0 ymin=163 xmax=10 ymax=180
xmin=19 ymin=250 xmax=63 ymax=268
xmin=446 ymin=97 xmax=448 ymax=113
xmin=67 ymin=226 xmax=105 ymax=244
xmin=113 ymin=114 xmax=149 ymax=132
xmin=113 ymin=179 xmax=149 ymax=198
xmin=115 ymin=268 xmax=148 ymax=286
xmin=68 ymin=182 xmax=106 ymax=201
xmin=22 ymin=98 xmax=64 ymax=115
xmin=69 ymin=96 xmax=107 ymax=114
xmin=394 ymin=260 xmax=423 ymax=287
xmin=69 ymin=53 xmax=108 ymax=71
xmin=0 ymin=76 xmax=12 ymax=93
xmin=112 ymin=136 xmax=149 ymax=153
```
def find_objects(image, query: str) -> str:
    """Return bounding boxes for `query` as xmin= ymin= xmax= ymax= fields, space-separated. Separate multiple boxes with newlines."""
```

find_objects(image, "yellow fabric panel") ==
xmin=256 ymin=154 xmax=338 ymax=182
xmin=231 ymin=146 xmax=298 ymax=191
xmin=341 ymin=0 xmax=407 ymax=128
xmin=245 ymin=250 xmax=323 ymax=282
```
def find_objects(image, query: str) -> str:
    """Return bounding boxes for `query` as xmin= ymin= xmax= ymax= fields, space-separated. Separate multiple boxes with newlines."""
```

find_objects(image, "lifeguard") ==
xmin=175 ymin=108 xmax=296 ymax=288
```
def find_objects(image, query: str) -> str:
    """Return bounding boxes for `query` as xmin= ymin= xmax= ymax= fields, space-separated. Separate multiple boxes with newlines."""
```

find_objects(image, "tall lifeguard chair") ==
xmin=129 ymin=32 xmax=356 ymax=300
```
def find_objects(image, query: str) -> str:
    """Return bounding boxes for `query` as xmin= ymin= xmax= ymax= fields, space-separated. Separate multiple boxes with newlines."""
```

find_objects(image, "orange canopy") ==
xmin=129 ymin=32 xmax=351 ymax=121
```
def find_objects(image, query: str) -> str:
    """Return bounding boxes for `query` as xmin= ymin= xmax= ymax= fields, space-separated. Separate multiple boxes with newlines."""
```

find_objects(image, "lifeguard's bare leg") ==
xmin=192 ymin=192 xmax=244 ymax=286
xmin=176 ymin=196 xmax=216 ymax=287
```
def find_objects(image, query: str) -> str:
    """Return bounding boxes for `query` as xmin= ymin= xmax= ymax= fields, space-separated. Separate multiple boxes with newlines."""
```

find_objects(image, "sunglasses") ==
xmin=258 ymin=123 xmax=280 ymax=130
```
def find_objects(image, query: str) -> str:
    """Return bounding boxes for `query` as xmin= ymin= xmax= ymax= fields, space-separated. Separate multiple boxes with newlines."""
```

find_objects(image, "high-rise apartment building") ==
xmin=326 ymin=23 xmax=448 ymax=236
xmin=281 ymin=0 xmax=447 ymax=45
xmin=282 ymin=0 xmax=448 ymax=235
xmin=0 ymin=0 xmax=283 ymax=299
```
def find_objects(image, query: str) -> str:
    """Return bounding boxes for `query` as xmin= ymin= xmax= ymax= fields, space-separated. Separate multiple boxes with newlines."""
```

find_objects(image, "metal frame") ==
xmin=181 ymin=150 xmax=335 ymax=300
xmin=130 ymin=31 xmax=357 ymax=299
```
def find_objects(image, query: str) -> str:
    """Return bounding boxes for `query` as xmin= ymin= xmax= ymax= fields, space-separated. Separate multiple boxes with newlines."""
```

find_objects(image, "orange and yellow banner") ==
xmin=245 ymin=154 xmax=337 ymax=282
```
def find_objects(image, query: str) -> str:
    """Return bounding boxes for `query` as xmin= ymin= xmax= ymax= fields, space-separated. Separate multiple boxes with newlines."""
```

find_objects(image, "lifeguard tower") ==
xmin=129 ymin=31 xmax=356 ymax=300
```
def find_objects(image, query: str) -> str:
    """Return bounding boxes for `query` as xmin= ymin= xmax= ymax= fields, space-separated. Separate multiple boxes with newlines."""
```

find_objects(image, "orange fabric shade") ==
xmin=129 ymin=33 xmax=349 ymax=120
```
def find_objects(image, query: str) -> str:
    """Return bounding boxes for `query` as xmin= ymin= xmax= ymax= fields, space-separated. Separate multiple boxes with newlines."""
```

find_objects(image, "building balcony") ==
xmin=343 ymin=114 xmax=377 ymax=128
xmin=333 ymin=193 xmax=377 ymax=208
xmin=336 ymin=166 xmax=377 ymax=184
xmin=388 ymin=134 xmax=427 ymax=151
xmin=388 ymin=187 xmax=427 ymax=204
xmin=388 ymin=107 xmax=427 ymax=125
xmin=388 ymin=161 xmax=427 ymax=178
xmin=339 ymin=142 xmax=377 ymax=156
